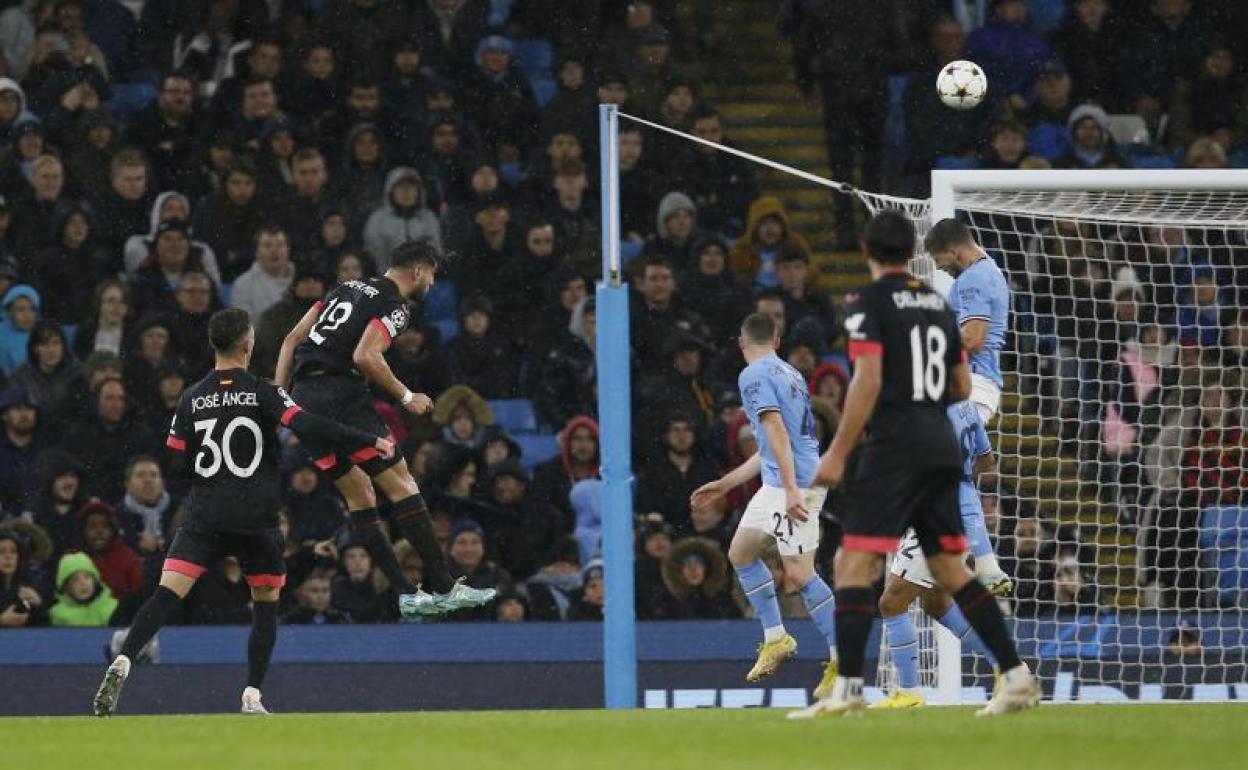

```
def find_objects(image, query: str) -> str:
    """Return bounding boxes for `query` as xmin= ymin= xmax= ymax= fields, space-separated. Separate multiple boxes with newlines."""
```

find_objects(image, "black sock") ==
xmin=247 ymin=601 xmax=278 ymax=690
xmin=833 ymin=586 xmax=876 ymax=679
xmin=120 ymin=586 xmax=181 ymax=660
xmin=391 ymin=494 xmax=454 ymax=594
xmin=351 ymin=508 xmax=417 ymax=594
xmin=952 ymin=579 xmax=1022 ymax=672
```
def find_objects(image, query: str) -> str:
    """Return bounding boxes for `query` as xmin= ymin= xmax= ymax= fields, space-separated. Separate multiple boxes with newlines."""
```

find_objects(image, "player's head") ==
xmin=739 ymin=311 xmax=779 ymax=356
xmin=387 ymin=239 xmax=440 ymax=300
xmin=923 ymin=218 xmax=979 ymax=275
xmin=208 ymin=307 xmax=255 ymax=363
xmin=861 ymin=210 xmax=916 ymax=269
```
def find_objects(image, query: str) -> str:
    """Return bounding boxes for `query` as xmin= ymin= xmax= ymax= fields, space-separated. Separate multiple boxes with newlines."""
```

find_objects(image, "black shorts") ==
xmin=836 ymin=455 xmax=967 ymax=558
xmin=290 ymin=373 xmax=398 ymax=480
xmin=164 ymin=526 xmax=287 ymax=587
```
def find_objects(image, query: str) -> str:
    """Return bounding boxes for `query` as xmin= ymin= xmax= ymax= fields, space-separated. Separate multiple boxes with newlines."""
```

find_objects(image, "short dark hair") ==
xmin=125 ymin=454 xmax=161 ymax=480
xmin=862 ymin=211 xmax=916 ymax=265
xmin=208 ymin=308 xmax=253 ymax=354
xmin=754 ymin=288 xmax=786 ymax=307
xmin=923 ymin=218 xmax=976 ymax=255
xmin=642 ymin=254 xmax=672 ymax=274
xmin=691 ymin=104 xmax=721 ymax=124
xmin=391 ymin=239 xmax=441 ymax=271
xmin=741 ymin=312 xmax=777 ymax=345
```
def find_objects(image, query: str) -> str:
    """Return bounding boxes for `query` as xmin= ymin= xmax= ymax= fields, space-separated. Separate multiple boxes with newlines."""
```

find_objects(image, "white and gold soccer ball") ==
xmin=936 ymin=60 xmax=987 ymax=110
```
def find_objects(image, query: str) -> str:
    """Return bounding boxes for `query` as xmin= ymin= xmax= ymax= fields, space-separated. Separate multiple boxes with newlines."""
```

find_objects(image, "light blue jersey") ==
xmin=738 ymin=355 xmax=820 ymax=488
xmin=949 ymin=255 xmax=1009 ymax=388
xmin=948 ymin=400 xmax=993 ymax=559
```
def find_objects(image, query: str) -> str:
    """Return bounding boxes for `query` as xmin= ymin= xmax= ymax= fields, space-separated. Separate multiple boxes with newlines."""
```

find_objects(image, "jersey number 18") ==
xmin=909 ymin=325 xmax=947 ymax=402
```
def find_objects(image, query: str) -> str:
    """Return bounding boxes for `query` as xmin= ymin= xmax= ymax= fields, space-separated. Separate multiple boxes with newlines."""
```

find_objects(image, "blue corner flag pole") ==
xmin=597 ymin=103 xmax=637 ymax=709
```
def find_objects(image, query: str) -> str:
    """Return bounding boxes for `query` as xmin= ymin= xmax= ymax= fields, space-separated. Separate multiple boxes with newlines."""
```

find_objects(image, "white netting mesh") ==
xmin=861 ymin=182 xmax=1248 ymax=702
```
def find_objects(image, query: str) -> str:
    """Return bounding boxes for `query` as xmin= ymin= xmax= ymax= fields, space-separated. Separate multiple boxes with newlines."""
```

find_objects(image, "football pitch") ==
xmin=2 ymin=705 xmax=1244 ymax=770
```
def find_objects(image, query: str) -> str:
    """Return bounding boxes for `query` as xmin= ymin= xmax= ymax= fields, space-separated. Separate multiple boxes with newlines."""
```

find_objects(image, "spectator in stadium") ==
xmin=362 ymin=166 xmax=441 ymax=270
xmin=998 ymin=514 xmax=1056 ymax=617
xmin=254 ymin=116 xmax=298 ymax=200
xmin=492 ymin=219 xmax=563 ymax=341
xmin=0 ymin=528 xmax=47 ymax=627
xmin=810 ymin=362 xmax=849 ymax=411
xmin=340 ymin=123 xmax=389 ymax=225
xmin=655 ymin=536 xmax=737 ymax=619
xmin=678 ymin=235 xmax=752 ymax=350
xmin=251 ymin=265 xmax=327 ymax=379
xmin=446 ymin=297 xmax=519 ymax=400
xmin=447 ymin=518 xmax=513 ymax=620
xmin=1168 ymin=44 xmax=1245 ymax=151
xmin=526 ymin=537 xmax=583 ymax=622
xmin=331 ymin=540 xmax=395 ymax=624
xmin=77 ymin=498 xmax=144 ymax=600
xmin=0 ymin=119 xmax=50 ymax=200
xmin=775 ymin=248 xmax=835 ymax=341
xmin=30 ymin=203 xmax=110 ymax=327
xmin=431 ymin=385 xmax=494 ymax=456
xmin=543 ymin=159 xmax=600 ymax=278
xmin=0 ymin=79 xmax=32 ymax=148
xmin=48 ymin=551 xmax=116 ymax=627
xmin=688 ymin=494 xmax=732 ymax=554
xmin=672 ymin=105 xmax=758 ymax=238
xmin=284 ymin=41 xmax=344 ymax=134
xmin=1051 ymin=0 xmax=1124 ymax=107
xmin=1183 ymin=137 xmax=1229 ymax=169
xmin=11 ymin=155 xmax=68 ymax=255
xmin=617 ymin=123 xmax=660 ymax=244
xmin=9 ymin=321 xmax=77 ymax=420
xmin=535 ymin=296 xmax=597 ymax=429
xmin=124 ymin=70 xmax=202 ymax=195
xmin=1016 ymin=60 xmax=1076 ymax=162
xmin=459 ymin=34 xmax=540 ymax=155
xmin=477 ymin=459 xmax=562 ymax=581
xmin=1058 ymin=105 xmax=1124 ymax=170
xmin=66 ymin=109 xmax=119 ymax=197
xmin=643 ymin=191 xmax=701 ymax=273
xmin=637 ymin=332 xmax=718 ymax=429
xmin=567 ymin=559 xmax=605 ymax=621
xmin=124 ymin=192 xmax=221 ymax=282
xmin=129 ymin=219 xmax=212 ymax=318
xmin=30 ymin=450 xmax=87 ymax=558
xmin=634 ymin=413 xmax=719 ymax=534
xmin=90 ymin=150 xmax=156 ymax=264
xmin=705 ymin=388 xmax=743 ymax=470
xmin=122 ymin=314 xmax=178 ymax=411
xmin=387 ymin=324 xmax=454 ymax=403
xmin=1166 ymin=619 xmax=1203 ymax=657
xmin=230 ymin=226 xmax=295 ymax=321
xmin=62 ymin=376 xmax=157 ymax=502
xmin=1117 ymin=0 xmax=1214 ymax=127
xmin=273 ymin=149 xmax=341 ymax=255
xmin=1177 ymin=267 xmax=1226 ymax=348
xmin=115 ymin=454 xmax=174 ymax=561
xmin=0 ymin=388 xmax=46 ymax=511
xmin=0 ymin=284 xmax=40 ymax=377
xmin=191 ymin=159 xmax=264 ymax=282
xmin=729 ymin=196 xmax=812 ymax=291
xmin=630 ymin=255 xmax=711 ymax=372
xmin=284 ymin=571 xmax=350 ymax=625
xmin=966 ymin=0 xmax=1052 ymax=111
xmin=166 ymin=271 xmax=217 ymax=379
xmin=633 ymin=513 xmax=673 ymax=619
xmin=283 ymin=458 xmax=347 ymax=547
xmin=531 ymin=416 xmax=599 ymax=531
xmin=1046 ymin=556 xmax=1100 ymax=616
xmin=980 ymin=119 xmax=1029 ymax=170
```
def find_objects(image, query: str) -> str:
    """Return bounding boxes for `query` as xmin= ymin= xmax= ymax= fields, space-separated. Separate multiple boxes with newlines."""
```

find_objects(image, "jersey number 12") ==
xmin=909 ymin=325 xmax=947 ymax=402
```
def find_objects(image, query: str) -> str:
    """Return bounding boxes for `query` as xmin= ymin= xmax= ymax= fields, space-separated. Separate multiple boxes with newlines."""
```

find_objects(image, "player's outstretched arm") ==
xmin=275 ymin=303 xmax=322 ymax=390
xmin=816 ymin=353 xmax=882 ymax=488
xmin=690 ymin=452 xmax=761 ymax=510
xmin=264 ymin=382 xmax=394 ymax=459
xmin=760 ymin=411 xmax=808 ymax=522
xmin=353 ymin=323 xmax=432 ymax=415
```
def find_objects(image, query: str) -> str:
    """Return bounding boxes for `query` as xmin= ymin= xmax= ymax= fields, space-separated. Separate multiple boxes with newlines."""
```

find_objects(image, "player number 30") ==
xmin=908 ymin=326 xmax=947 ymax=402
xmin=193 ymin=417 xmax=264 ymax=478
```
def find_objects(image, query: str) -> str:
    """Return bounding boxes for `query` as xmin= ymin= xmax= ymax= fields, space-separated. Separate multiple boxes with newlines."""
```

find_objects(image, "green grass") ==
xmin=2 ymin=706 xmax=1244 ymax=770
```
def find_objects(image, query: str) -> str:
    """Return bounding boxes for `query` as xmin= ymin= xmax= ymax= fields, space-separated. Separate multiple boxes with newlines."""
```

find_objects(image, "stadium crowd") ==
xmin=1 ymin=0 xmax=1245 ymax=631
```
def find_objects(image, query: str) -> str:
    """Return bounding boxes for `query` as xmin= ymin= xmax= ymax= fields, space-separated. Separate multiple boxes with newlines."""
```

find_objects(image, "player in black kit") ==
xmin=274 ymin=239 xmax=495 ymax=618
xmin=788 ymin=212 xmax=1039 ymax=719
xmin=93 ymin=309 xmax=395 ymax=716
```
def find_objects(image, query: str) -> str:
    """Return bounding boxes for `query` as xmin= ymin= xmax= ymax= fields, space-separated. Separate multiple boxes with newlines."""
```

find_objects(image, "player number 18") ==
xmin=908 ymin=325 xmax=947 ymax=402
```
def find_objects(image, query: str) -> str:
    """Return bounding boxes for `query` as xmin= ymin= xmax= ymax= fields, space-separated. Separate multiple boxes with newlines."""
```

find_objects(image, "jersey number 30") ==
xmin=308 ymin=297 xmax=354 ymax=345
xmin=193 ymin=417 xmax=263 ymax=478
xmin=908 ymin=326 xmax=947 ymax=402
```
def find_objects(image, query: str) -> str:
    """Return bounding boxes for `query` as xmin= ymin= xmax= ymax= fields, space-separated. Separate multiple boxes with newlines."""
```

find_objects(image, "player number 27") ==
xmin=308 ymin=297 xmax=354 ymax=345
xmin=193 ymin=417 xmax=263 ymax=478
xmin=908 ymin=326 xmax=947 ymax=402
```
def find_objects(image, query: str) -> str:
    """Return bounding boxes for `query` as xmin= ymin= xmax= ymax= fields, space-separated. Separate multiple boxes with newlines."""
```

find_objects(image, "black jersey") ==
xmin=167 ymin=368 xmax=379 ymax=532
xmin=843 ymin=271 xmax=964 ymax=468
xmin=292 ymin=277 xmax=412 ymax=379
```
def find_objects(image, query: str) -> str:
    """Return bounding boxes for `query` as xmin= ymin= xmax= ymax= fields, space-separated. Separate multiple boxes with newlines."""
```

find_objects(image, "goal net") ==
xmin=861 ymin=170 xmax=1248 ymax=703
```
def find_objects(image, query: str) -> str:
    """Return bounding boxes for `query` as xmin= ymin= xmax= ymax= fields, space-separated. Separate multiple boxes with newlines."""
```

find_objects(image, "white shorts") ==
xmin=889 ymin=530 xmax=934 ymax=589
xmin=970 ymin=373 xmax=1000 ymax=424
xmin=739 ymin=485 xmax=827 ymax=557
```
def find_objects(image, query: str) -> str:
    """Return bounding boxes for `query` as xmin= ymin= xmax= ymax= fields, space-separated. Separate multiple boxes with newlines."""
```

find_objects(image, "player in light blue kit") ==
xmin=691 ymin=312 xmax=840 ymax=698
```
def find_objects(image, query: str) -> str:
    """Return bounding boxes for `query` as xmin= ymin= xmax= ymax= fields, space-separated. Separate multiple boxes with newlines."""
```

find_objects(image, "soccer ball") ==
xmin=936 ymin=60 xmax=987 ymax=110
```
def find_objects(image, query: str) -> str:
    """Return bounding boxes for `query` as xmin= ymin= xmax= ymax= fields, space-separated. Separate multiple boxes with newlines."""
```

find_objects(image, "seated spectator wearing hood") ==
xmin=62 ymin=376 xmax=158 ymax=501
xmin=634 ymin=513 xmax=672 ymax=619
xmin=477 ymin=459 xmax=562 ymax=581
xmin=10 ymin=320 xmax=77 ymax=420
xmin=672 ymin=105 xmax=758 ymax=238
xmin=254 ymin=116 xmax=299 ymax=200
xmin=637 ymin=333 xmax=719 ymax=430
xmin=49 ymin=551 xmax=117 ymax=627
xmin=643 ymin=191 xmax=701 ymax=273
xmin=655 ymin=536 xmax=738 ymax=619
xmin=123 ymin=313 xmax=181 ymax=412
xmin=1169 ymin=44 xmax=1246 ymax=151
xmin=0 ymin=78 xmax=34 ymax=151
xmin=252 ymin=264 xmax=328 ymax=379
xmin=729 ymin=196 xmax=812 ymax=291
xmin=635 ymin=413 xmax=719 ymax=534
xmin=362 ymin=166 xmax=442 ymax=270
xmin=447 ymin=518 xmax=513 ymax=621
xmin=1058 ymin=105 xmax=1125 ymax=170
xmin=192 ymin=159 xmax=265 ymax=282
xmin=124 ymin=191 xmax=221 ymax=283
xmin=980 ymin=119 xmax=1029 ymax=170
xmin=810 ymin=362 xmax=849 ymax=412
xmin=678 ymin=235 xmax=751 ymax=350
xmin=332 ymin=540 xmax=396 ymax=623
xmin=531 ymin=416 xmax=600 ymax=531
xmin=29 ymin=449 xmax=87 ymax=558
xmin=77 ymin=497 xmax=144 ymax=601
xmin=430 ymin=385 xmax=494 ymax=454
xmin=284 ymin=570 xmax=350 ymax=625
xmin=525 ymin=536 xmax=583 ymax=622
xmin=0 ymin=284 xmax=40 ymax=376
xmin=0 ymin=527 xmax=49 ymax=627
xmin=341 ymin=123 xmax=390 ymax=225
xmin=129 ymin=218 xmax=215 ymax=318
xmin=30 ymin=202 xmax=111 ymax=326
xmin=0 ymin=119 xmax=50 ymax=202
xmin=567 ymin=559 xmax=605 ymax=621
xmin=459 ymin=34 xmax=540 ymax=155
xmin=0 ymin=388 xmax=46 ymax=511
xmin=535 ymin=296 xmax=597 ymax=429
xmin=231 ymin=225 xmax=295 ymax=321
xmin=68 ymin=108 xmax=120 ymax=200
xmin=447 ymin=297 xmax=519 ymax=399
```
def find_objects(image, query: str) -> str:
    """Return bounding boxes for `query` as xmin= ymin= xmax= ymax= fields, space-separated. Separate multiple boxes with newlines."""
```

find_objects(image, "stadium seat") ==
xmin=934 ymin=155 xmax=980 ymax=171
xmin=1105 ymin=114 xmax=1151 ymax=147
xmin=422 ymin=280 xmax=459 ymax=341
xmin=489 ymin=399 xmax=538 ymax=433
xmin=1200 ymin=506 xmax=1248 ymax=606
xmin=1130 ymin=153 xmax=1176 ymax=170
xmin=513 ymin=39 xmax=556 ymax=107
xmin=515 ymin=432 xmax=559 ymax=469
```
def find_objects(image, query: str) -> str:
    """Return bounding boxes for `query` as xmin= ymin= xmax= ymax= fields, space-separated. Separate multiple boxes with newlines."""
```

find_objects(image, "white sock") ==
xmin=243 ymin=686 xmax=262 ymax=702
xmin=975 ymin=553 xmax=1002 ymax=578
xmin=833 ymin=676 xmax=863 ymax=700
xmin=763 ymin=625 xmax=786 ymax=643
xmin=1003 ymin=663 xmax=1031 ymax=685
xmin=828 ymin=646 xmax=838 ymax=662
xmin=111 ymin=655 xmax=131 ymax=676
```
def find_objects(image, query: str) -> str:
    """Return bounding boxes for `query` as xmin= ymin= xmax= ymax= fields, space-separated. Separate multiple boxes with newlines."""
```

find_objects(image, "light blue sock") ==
xmin=799 ymin=575 xmax=837 ymax=656
xmin=960 ymin=494 xmax=995 ymax=560
xmin=736 ymin=560 xmax=783 ymax=637
xmin=938 ymin=605 xmax=998 ymax=667
xmin=882 ymin=613 xmax=920 ymax=690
